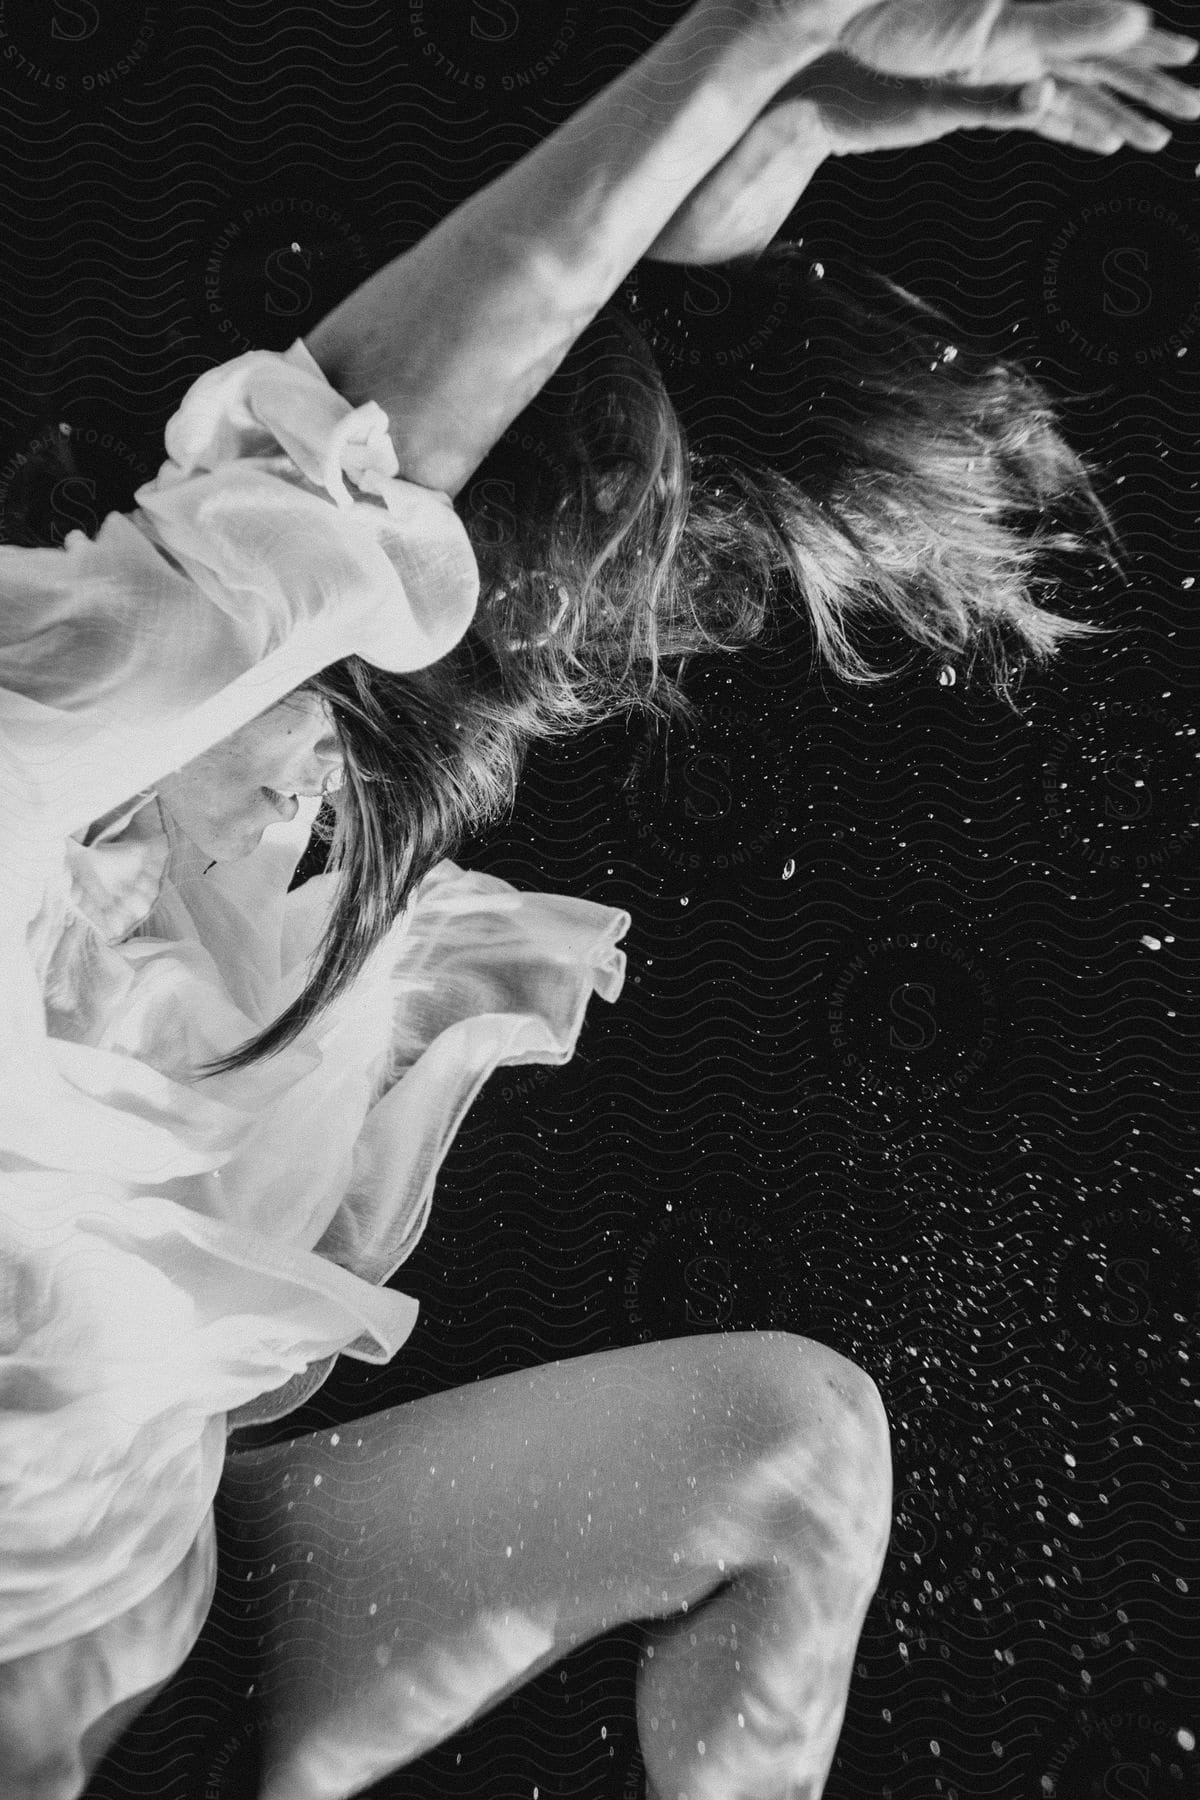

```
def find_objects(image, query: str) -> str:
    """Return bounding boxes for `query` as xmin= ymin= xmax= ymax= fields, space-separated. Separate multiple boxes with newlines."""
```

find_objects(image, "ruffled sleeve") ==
xmin=308 ymin=860 xmax=631 ymax=1294
xmin=0 ymin=338 xmax=479 ymax=847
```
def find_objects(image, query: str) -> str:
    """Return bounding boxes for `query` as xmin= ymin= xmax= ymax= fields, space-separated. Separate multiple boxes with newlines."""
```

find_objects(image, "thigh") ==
xmin=218 ymin=1330 xmax=886 ymax=1687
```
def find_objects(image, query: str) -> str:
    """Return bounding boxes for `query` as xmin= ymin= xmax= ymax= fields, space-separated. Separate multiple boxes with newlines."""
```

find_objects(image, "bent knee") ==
xmin=729 ymin=1329 xmax=886 ymax=1423
xmin=692 ymin=1331 xmax=891 ymax=1569
xmin=716 ymin=1331 xmax=890 ymax=1490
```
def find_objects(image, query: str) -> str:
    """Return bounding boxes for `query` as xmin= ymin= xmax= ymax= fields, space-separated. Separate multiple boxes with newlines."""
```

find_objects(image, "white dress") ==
xmin=0 ymin=342 xmax=629 ymax=1766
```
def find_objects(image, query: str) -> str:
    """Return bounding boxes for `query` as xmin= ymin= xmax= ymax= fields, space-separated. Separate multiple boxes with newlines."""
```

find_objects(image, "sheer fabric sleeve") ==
xmin=0 ymin=338 xmax=479 ymax=849
xmin=309 ymin=859 xmax=631 ymax=1293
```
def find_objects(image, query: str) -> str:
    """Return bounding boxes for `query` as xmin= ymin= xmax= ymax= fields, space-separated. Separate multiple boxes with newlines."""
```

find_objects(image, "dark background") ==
xmin=2 ymin=2 xmax=1198 ymax=1796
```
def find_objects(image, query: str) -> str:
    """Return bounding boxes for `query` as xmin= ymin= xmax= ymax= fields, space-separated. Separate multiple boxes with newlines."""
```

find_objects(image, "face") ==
xmin=156 ymin=690 xmax=345 ymax=864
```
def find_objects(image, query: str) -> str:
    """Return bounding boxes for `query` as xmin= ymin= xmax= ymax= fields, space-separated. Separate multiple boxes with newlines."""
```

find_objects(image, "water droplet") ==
xmin=1140 ymin=934 xmax=1162 ymax=950
xmin=938 ymin=666 xmax=957 ymax=687
xmin=782 ymin=858 xmax=796 ymax=880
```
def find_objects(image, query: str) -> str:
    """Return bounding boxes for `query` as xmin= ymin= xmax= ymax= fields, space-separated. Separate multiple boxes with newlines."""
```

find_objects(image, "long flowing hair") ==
xmin=199 ymin=247 xmax=1120 ymax=1077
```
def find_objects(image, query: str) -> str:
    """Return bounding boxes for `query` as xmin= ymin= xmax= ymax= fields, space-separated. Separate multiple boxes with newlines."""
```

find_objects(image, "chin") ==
xmin=205 ymin=830 xmax=266 ymax=866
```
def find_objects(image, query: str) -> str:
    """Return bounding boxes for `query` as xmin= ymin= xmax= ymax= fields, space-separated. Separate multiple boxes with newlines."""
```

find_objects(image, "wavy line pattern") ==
xmin=3 ymin=0 xmax=1198 ymax=1795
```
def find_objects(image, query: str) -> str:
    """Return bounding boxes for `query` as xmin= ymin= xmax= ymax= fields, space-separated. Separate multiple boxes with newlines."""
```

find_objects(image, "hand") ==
xmin=647 ymin=0 xmax=1196 ymax=261
xmin=834 ymin=0 xmax=1194 ymax=86
xmin=731 ymin=0 xmax=1174 ymax=73
xmin=780 ymin=23 xmax=1199 ymax=155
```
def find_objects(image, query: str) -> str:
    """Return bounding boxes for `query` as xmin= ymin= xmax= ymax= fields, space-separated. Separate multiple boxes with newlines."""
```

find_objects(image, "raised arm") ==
xmin=305 ymin=0 xmax=1196 ymax=489
xmin=302 ymin=0 xmax=841 ymax=496
xmin=645 ymin=0 xmax=1198 ymax=265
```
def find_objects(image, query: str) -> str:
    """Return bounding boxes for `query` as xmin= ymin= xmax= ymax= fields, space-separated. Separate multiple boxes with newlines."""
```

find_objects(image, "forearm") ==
xmin=646 ymin=95 xmax=832 ymax=264
xmin=303 ymin=1 xmax=835 ymax=494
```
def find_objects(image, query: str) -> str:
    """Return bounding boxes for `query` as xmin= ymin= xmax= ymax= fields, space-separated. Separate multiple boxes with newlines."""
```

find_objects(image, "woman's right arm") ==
xmin=302 ymin=0 xmax=843 ymax=497
xmin=304 ymin=0 xmax=1193 ymax=491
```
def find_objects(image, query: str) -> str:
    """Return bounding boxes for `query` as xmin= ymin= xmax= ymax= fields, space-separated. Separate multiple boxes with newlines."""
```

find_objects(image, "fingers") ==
xmin=951 ymin=65 xmax=1185 ymax=153
xmin=971 ymin=0 xmax=1175 ymax=88
xmin=1023 ymin=73 xmax=1169 ymax=148
xmin=1009 ymin=79 xmax=1120 ymax=147
xmin=944 ymin=76 xmax=1109 ymax=147
xmin=947 ymin=83 xmax=1099 ymax=144
xmin=1118 ymin=26 xmax=1199 ymax=66
xmin=1066 ymin=82 xmax=1170 ymax=146
xmin=1049 ymin=53 xmax=1200 ymax=118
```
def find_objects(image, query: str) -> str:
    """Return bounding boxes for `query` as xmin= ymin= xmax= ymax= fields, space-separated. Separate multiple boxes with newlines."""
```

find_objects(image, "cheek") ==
xmin=179 ymin=754 xmax=264 ymax=828
xmin=239 ymin=729 xmax=311 ymax=795
xmin=217 ymin=739 xmax=282 ymax=800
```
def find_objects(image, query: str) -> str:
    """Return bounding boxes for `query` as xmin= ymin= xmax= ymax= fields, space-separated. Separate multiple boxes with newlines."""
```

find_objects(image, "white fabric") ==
xmin=0 ymin=340 xmax=479 ymax=855
xmin=0 ymin=341 xmax=630 ymax=1751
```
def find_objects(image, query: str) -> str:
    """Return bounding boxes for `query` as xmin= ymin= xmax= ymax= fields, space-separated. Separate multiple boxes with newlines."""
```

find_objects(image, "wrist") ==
xmin=645 ymin=96 xmax=832 ymax=266
xmin=772 ymin=93 xmax=837 ymax=163
xmin=468 ymin=3 xmax=831 ymax=292
xmin=687 ymin=0 xmax=841 ymax=84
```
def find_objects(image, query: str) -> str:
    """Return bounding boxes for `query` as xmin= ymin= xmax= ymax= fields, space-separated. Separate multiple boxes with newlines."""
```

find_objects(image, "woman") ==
xmin=2 ymin=0 xmax=1195 ymax=1796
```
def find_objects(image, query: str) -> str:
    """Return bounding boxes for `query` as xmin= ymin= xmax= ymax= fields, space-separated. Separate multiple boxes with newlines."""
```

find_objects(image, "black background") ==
xmin=2 ymin=1 xmax=1199 ymax=1796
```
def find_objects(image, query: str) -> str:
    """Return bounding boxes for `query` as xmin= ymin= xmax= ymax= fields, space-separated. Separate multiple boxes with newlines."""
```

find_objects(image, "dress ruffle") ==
xmin=2 ymin=850 xmax=628 ymax=1668
xmin=1 ymin=337 xmax=630 ymax=1761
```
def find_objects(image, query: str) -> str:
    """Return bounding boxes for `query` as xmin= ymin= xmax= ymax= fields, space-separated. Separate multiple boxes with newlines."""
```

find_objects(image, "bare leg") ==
xmin=215 ymin=1331 xmax=891 ymax=1800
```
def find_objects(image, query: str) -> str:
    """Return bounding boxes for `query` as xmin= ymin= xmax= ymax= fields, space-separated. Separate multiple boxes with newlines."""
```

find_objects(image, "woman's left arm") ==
xmin=645 ymin=0 xmax=1198 ymax=265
